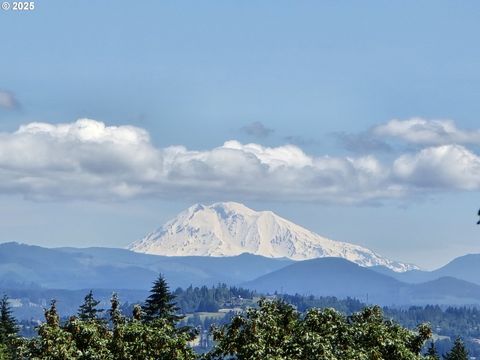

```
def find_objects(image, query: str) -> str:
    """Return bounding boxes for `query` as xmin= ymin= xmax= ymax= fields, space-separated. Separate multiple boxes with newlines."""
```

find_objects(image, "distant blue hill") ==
xmin=2 ymin=287 xmax=149 ymax=320
xmin=243 ymin=257 xmax=401 ymax=304
xmin=2 ymin=242 xmax=480 ymax=310
xmin=371 ymin=254 xmax=480 ymax=286
xmin=244 ymin=257 xmax=480 ymax=306
xmin=0 ymin=242 xmax=292 ymax=290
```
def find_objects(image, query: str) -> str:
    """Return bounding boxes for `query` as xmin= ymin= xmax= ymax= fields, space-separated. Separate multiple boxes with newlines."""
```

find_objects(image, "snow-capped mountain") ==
xmin=128 ymin=202 xmax=417 ymax=272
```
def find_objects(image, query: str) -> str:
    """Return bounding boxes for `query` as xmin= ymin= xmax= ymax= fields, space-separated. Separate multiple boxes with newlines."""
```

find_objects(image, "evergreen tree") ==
xmin=0 ymin=295 xmax=18 ymax=359
xmin=0 ymin=295 xmax=17 ymax=343
xmin=109 ymin=292 xmax=123 ymax=326
xmin=78 ymin=290 xmax=104 ymax=321
xmin=443 ymin=337 xmax=468 ymax=360
xmin=109 ymin=293 xmax=125 ymax=358
xmin=443 ymin=337 xmax=469 ymax=360
xmin=0 ymin=344 xmax=9 ymax=360
xmin=426 ymin=341 xmax=440 ymax=360
xmin=143 ymin=274 xmax=181 ymax=323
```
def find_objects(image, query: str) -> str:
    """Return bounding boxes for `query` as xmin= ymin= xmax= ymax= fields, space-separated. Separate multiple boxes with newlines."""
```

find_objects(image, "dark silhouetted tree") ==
xmin=78 ymin=290 xmax=104 ymax=321
xmin=143 ymin=274 xmax=181 ymax=323
xmin=0 ymin=295 xmax=18 ymax=359
xmin=426 ymin=341 xmax=440 ymax=360
xmin=0 ymin=295 xmax=17 ymax=342
xmin=109 ymin=292 xmax=123 ymax=326
xmin=443 ymin=337 xmax=468 ymax=360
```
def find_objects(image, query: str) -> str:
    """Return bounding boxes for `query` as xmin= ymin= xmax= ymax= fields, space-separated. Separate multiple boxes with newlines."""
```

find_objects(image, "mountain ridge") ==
xmin=243 ymin=257 xmax=480 ymax=306
xmin=0 ymin=242 xmax=292 ymax=290
xmin=2 ymin=242 xmax=480 ymax=309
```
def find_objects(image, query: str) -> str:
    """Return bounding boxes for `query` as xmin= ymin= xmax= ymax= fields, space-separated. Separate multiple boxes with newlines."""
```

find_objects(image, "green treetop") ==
xmin=425 ymin=341 xmax=440 ymax=360
xmin=443 ymin=337 xmax=469 ymax=360
xmin=0 ymin=295 xmax=17 ymax=343
xmin=0 ymin=295 xmax=18 ymax=359
xmin=143 ymin=274 xmax=182 ymax=323
xmin=78 ymin=290 xmax=104 ymax=321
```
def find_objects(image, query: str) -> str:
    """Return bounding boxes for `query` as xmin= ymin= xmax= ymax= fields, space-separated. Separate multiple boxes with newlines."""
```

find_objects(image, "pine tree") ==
xmin=443 ymin=337 xmax=468 ymax=360
xmin=143 ymin=274 xmax=181 ymax=323
xmin=78 ymin=290 xmax=104 ymax=321
xmin=426 ymin=341 xmax=440 ymax=360
xmin=0 ymin=295 xmax=18 ymax=358
xmin=45 ymin=299 xmax=60 ymax=327
xmin=109 ymin=293 xmax=125 ymax=358
xmin=109 ymin=292 xmax=123 ymax=326
xmin=0 ymin=295 xmax=17 ymax=342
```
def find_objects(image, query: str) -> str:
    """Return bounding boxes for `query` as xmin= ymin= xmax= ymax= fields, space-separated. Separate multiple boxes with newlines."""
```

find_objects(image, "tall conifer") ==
xmin=143 ymin=274 xmax=181 ymax=323
xmin=443 ymin=337 xmax=468 ymax=360
xmin=0 ymin=295 xmax=17 ymax=342
xmin=0 ymin=295 xmax=17 ymax=358
xmin=78 ymin=290 xmax=104 ymax=321
xmin=425 ymin=341 xmax=440 ymax=360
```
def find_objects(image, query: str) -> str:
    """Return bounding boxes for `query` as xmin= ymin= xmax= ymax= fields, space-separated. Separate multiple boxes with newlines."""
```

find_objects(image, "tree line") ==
xmin=0 ymin=274 xmax=472 ymax=359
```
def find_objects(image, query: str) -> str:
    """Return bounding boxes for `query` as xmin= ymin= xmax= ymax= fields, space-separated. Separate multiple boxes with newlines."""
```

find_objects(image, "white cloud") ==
xmin=373 ymin=118 xmax=480 ymax=146
xmin=0 ymin=90 xmax=19 ymax=110
xmin=393 ymin=144 xmax=480 ymax=190
xmin=1 ymin=118 xmax=480 ymax=204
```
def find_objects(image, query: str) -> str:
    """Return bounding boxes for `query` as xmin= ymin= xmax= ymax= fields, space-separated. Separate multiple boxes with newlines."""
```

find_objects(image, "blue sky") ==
xmin=1 ymin=0 xmax=480 ymax=269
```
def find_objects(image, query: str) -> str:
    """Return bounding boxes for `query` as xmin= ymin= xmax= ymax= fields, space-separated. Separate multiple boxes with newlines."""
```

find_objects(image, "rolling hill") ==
xmin=244 ymin=257 xmax=480 ymax=305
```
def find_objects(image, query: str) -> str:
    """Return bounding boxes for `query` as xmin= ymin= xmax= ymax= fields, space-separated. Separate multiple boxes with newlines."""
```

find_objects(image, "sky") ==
xmin=1 ymin=0 xmax=480 ymax=269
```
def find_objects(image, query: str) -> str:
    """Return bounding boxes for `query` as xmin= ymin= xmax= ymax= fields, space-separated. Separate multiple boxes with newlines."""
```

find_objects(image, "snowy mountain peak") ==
xmin=128 ymin=202 xmax=418 ymax=272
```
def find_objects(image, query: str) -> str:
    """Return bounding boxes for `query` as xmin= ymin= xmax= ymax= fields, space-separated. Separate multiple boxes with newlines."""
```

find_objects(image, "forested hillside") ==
xmin=2 ymin=275 xmax=476 ymax=359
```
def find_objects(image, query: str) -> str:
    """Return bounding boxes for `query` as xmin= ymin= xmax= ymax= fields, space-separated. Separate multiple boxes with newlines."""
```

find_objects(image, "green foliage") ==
xmin=0 ymin=295 xmax=18 ymax=359
xmin=208 ymin=298 xmax=301 ymax=359
xmin=20 ymin=277 xmax=196 ymax=360
xmin=206 ymin=299 xmax=433 ymax=360
xmin=22 ymin=300 xmax=79 ymax=359
xmin=78 ymin=290 xmax=104 ymax=322
xmin=111 ymin=317 xmax=196 ymax=360
xmin=21 ymin=294 xmax=197 ymax=360
xmin=0 ymin=295 xmax=17 ymax=341
xmin=0 ymin=344 xmax=9 ymax=360
xmin=109 ymin=293 xmax=124 ymax=326
xmin=143 ymin=274 xmax=182 ymax=323
xmin=278 ymin=293 xmax=364 ymax=314
xmin=443 ymin=337 xmax=468 ymax=360
xmin=174 ymin=284 xmax=256 ymax=313
xmin=12 ymin=284 xmax=473 ymax=359
xmin=64 ymin=317 xmax=113 ymax=359
xmin=425 ymin=341 xmax=440 ymax=360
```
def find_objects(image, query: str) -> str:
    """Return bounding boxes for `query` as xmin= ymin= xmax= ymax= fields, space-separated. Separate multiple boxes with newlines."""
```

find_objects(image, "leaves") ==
xmin=206 ymin=299 xmax=433 ymax=360
xmin=4 ymin=281 xmax=468 ymax=360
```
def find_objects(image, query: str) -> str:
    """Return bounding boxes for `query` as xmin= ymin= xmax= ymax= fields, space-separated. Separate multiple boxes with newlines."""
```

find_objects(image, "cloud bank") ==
xmin=1 ymin=118 xmax=480 ymax=204
xmin=373 ymin=118 xmax=480 ymax=146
